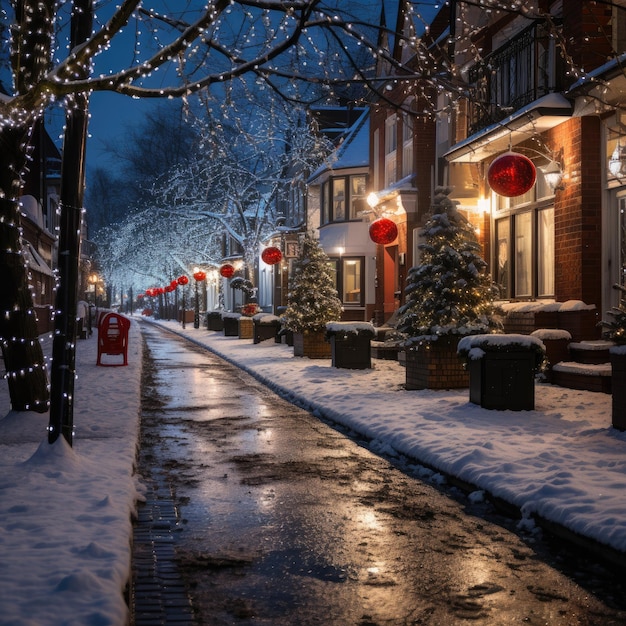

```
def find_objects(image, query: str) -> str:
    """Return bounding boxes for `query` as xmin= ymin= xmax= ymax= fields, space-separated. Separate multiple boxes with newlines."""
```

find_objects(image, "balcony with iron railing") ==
xmin=467 ymin=20 xmax=565 ymax=135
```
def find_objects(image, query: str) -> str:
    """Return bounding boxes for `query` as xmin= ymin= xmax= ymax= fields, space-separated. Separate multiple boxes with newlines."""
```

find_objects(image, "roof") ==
xmin=308 ymin=108 xmax=370 ymax=182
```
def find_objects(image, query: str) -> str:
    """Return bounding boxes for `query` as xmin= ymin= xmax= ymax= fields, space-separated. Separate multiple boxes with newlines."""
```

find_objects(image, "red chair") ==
xmin=97 ymin=313 xmax=131 ymax=366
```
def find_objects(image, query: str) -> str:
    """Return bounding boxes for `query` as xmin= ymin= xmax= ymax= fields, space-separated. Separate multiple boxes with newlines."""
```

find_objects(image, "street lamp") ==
xmin=193 ymin=268 xmax=206 ymax=329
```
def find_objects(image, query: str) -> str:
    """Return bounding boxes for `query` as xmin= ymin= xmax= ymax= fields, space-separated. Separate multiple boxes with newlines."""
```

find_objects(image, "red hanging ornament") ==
xmin=193 ymin=270 xmax=206 ymax=282
xmin=369 ymin=217 xmax=398 ymax=245
xmin=487 ymin=152 xmax=536 ymax=197
xmin=261 ymin=246 xmax=282 ymax=265
xmin=170 ymin=279 xmax=178 ymax=290
xmin=220 ymin=264 xmax=235 ymax=278
xmin=177 ymin=275 xmax=189 ymax=286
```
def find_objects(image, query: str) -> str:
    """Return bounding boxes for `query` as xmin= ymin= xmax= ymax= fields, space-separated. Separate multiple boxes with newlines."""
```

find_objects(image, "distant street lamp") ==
xmin=193 ymin=268 xmax=206 ymax=329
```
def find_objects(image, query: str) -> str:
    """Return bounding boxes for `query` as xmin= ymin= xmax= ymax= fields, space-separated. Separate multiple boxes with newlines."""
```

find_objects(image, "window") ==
xmin=350 ymin=176 xmax=367 ymax=219
xmin=328 ymin=257 xmax=365 ymax=307
xmin=402 ymin=113 xmax=414 ymax=178
xmin=494 ymin=203 xmax=554 ymax=300
xmin=332 ymin=178 xmax=346 ymax=221
xmin=321 ymin=175 xmax=368 ymax=225
xmin=385 ymin=114 xmax=397 ymax=187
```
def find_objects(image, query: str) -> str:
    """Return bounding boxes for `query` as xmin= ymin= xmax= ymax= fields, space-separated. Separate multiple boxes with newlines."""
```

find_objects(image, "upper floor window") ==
xmin=402 ymin=113 xmax=414 ymax=179
xmin=468 ymin=21 xmax=563 ymax=135
xmin=320 ymin=174 xmax=368 ymax=225
xmin=385 ymin=114 xmax=397 ymax=187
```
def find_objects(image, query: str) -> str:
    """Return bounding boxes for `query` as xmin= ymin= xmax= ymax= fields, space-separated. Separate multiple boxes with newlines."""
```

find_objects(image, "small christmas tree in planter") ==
xmin=283 ymin=233 xmax=343 ymax=358
xmin=600 ymin=284 xmax=626 ymax=430
xmin=397 ymin=186 xmax=501 ymax=389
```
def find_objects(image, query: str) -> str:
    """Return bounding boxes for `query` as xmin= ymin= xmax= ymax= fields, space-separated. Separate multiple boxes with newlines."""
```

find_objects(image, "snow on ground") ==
xmin=0 ymin=315 xmax=625 ymax=625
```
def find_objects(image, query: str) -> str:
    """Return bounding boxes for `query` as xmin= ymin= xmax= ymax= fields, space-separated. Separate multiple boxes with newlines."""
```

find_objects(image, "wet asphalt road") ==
xmin=134 ymin=323 xmax=626 ymax=625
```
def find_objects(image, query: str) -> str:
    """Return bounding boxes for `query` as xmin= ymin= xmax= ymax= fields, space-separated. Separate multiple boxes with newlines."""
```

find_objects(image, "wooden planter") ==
xmin=405 ymin=336 xmax=468 ymax=390
xmin=223 ymin=315 xmax=240 ymax=336
xmin=293 ymin=331 xmax=331 ymax=359
xmin=206 ymin=311 xmax=224 ymax=331
xmin=238 ymin=316 xmax=254 ymax=339
xmin=610 ymin=349 xmax=626 ymax=430
xmin=330 ymin=334 xmax=371 ymax=369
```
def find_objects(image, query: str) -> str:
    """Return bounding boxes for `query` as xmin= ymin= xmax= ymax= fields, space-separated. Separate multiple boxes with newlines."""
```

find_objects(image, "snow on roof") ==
xmin=308 ymin=109 xmax=369 ymax=181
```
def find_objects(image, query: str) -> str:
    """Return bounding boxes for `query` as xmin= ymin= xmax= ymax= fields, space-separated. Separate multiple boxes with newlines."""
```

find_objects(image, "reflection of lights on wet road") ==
xmin=357 ymin=509 xmax=382 ymax=531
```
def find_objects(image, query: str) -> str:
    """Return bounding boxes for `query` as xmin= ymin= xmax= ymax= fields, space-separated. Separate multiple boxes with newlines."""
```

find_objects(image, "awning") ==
xmin=24 ymin=243 xmax=54 ymax=277
xmin=444 ymin=94 xmax=573 ymax=163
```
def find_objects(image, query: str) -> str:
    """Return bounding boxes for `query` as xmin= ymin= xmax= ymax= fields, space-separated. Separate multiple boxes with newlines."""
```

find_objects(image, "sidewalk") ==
xmin=0 ymin=316 xmax=625 ymax=625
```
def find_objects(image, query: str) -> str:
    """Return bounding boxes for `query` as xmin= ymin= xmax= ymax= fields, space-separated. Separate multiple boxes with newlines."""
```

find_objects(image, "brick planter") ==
xmin=293 ymin=331 xmax=331 ymax=359
xmin=405 ymin=336 xmax=468 ymax=390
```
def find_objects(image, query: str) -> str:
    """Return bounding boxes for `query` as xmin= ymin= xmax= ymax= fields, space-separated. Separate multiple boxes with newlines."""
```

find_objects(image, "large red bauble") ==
xmin=487 ymin=152 xmax=536 ymax=197
xmin=177 ymin=275 xmax=189 ymax=286
xmin=369 ymin=217 xmax=398 ymax=245
xmin=220 ymin=264 xmax=235 ymax=278
xmin=193 ymin=270 xmax=206 ymax=282
xmin=261 ymin=246 xmax=282 ymax=265
xmin=170 ymin=279 xmax=178 ymax=290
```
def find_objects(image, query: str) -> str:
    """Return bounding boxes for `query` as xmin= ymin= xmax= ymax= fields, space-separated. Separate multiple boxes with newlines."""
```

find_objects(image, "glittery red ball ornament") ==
xmin=261 ymin=246 xmax=282 ymax=265
xmin=170 ymin=279 xmax=178 ymax=290
xmin=220 ymin=264 xmax=235 ymax=278
xmin=193 ymin=270 xmax=206 ymax=282
xmin=369 ymin=217 xmax=398 ymax=245
xmin=487 ymin=152 xmax=536 ymax=197
xmin=177 ymin=275 xmax=189 ymax=286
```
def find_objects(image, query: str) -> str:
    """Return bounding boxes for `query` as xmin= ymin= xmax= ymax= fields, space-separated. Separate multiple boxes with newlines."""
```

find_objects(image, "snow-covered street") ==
xmin=0 ymin=316 xmax=625 ymax=624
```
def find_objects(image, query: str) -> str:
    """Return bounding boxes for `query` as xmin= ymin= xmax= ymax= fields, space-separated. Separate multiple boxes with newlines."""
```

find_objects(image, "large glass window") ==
xmin=402 ymin=113 xmax=414 ymax=178
xmin=321 ymin=181 xmax=330 ymax=225
xmin=514 ymin=212 xmax=532 ymax=298
xmin=495 ymin=218 xmax=510 ymax=299
xmin=537 ymin=208 xmax=554 ymax=297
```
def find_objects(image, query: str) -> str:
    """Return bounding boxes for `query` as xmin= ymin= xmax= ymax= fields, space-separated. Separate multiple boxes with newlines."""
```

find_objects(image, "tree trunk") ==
xmin=0 ymin=126 xmax=50 ymax=413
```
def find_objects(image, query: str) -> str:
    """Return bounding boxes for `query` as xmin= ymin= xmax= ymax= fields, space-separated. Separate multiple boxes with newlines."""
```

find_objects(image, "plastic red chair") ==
xmin=97 ymin=313 xmax=131 ymax=366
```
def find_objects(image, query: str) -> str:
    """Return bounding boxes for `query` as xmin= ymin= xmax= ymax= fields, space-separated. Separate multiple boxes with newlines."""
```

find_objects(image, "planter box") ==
xmin=293 ymin=331 xmax=331 ymax=359
xmin=253 ymin=319 xmax=280 ymax=344
xmin=223 ymin=315 xmax=240 ymax=336
xmin=468 ymin=351 xmax=536 ymax=410
xmin=330 ymin=334 xmax=371 ymax=369
xmin=206 ymin=311 xmax=224 ymax=331
xmin=405 ymin=337 xmax=468 ymax=390
xmin=239 ymin=317 xmax=254 ymax=339
xmin=610 ymin=350 xmax=626 ymax=430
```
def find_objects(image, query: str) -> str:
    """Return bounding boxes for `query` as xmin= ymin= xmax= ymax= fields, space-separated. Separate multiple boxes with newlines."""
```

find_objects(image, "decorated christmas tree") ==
xmin=600 ymin=284 xmax=626 ymax=345
xmin=397 ymin=186 xmax=501 ymax=345
xmin=284 ymin=233 xmax=343 ymax=334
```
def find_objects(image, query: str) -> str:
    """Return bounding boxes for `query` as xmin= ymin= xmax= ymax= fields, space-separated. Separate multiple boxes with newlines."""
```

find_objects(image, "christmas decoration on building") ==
xmin=369 ymin=217 xmax=398 ymax=245
xmin=220 ymin=264 xmax=235 ymax=278
xmin=193 ymin=270 xmax=207 ymax=281
xmin=177 ymin=275 xmax=189 ymax=285
xmin=261 ymin=246 xmax=282 ymax=265
xmin=487 ymin=152 xmax=536 ymax=197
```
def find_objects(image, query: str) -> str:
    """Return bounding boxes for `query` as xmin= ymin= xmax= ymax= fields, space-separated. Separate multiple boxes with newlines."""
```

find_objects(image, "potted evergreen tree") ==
xmin=397 ymin=187 xmax=501 ymax=389
xmin=600 ymin=284 xmax=626 ymax=430
xmin=283 ymin=233 xmax=343 ymax=358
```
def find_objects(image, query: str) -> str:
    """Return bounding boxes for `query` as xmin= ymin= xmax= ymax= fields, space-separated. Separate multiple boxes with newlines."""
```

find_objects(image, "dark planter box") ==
xmin=330 ymin=334 xmax=371 ymax=369
xmin=610 ymin=351 xmax=626 ymax=430
xmin=254 ymin=320 xmax=280 ymax=344
xmin=223 ymin=316 xmax=240 ymax=336
xmin=206 ymin=311 xmax=224 ymax=331
xmin=468 ymin=350 xmax=536 ymax=410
